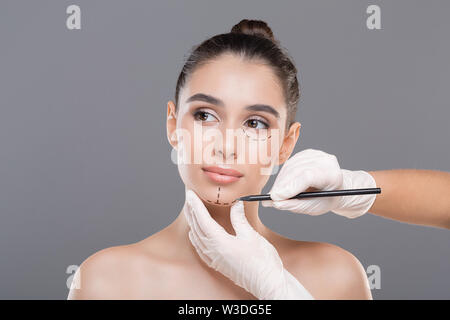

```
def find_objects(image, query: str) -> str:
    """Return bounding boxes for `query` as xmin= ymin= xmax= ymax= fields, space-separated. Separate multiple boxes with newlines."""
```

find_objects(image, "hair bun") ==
xmin=231 ymin=19 xmax=276 ymax=43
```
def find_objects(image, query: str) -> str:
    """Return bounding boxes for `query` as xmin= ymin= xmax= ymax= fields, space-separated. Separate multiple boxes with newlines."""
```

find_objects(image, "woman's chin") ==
xmin=201 ymin=195 xmax=239 ymax=207
xmin=194 ymin=189 xmax=241 ymax=207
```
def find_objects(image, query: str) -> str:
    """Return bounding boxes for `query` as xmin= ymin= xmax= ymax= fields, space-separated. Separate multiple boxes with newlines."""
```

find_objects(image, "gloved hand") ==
xmin=184 ymin=189 xmax=314 ymax=300
xmin=262 ymin=148 xmax=377 ymax=219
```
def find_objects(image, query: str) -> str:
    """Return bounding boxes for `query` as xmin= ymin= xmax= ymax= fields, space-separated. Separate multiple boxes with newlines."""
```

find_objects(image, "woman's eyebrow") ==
xmin=245 ymin=104 xmax=280 ymax=118
xmin=185 ymin=93 xmax=280 ymax=118
xmin=186 ymin=93 xmax=224 ymax=107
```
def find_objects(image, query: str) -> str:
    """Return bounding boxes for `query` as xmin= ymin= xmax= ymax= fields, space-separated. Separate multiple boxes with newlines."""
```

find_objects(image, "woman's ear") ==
xmin=166 ymin=100 xmax=178 ymax=149
xmin=277 ymin=122 xmax=301 ymax=165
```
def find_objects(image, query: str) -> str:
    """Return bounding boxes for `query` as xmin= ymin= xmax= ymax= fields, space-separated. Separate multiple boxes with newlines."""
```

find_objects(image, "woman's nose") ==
xmin=215 ymin=148 xmax=236 ymax=161
xmin=214 ymin=138 xmax=237 ymax=162
xmin=212 ymin=128 xmax=239 ymax=163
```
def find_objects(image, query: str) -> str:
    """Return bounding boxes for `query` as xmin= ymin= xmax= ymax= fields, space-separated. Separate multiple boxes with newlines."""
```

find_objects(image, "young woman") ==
xmin=68 ymin=19 xmax=372 ymax=300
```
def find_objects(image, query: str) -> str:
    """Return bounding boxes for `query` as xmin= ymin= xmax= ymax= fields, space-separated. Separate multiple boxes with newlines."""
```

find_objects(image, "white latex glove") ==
xmin=184 ymin=189 xmax=314 ymax=300
xmin=262 ymin=148 xmax=377 ymax=219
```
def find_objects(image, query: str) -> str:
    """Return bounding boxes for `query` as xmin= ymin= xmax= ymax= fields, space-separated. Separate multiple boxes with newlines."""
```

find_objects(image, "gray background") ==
xmin=0 ymin=0 xmax=449 ymax=299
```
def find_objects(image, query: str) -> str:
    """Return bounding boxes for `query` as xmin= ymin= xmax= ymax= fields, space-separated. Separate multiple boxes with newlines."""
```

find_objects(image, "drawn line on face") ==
xmin=241 ymin=128 xmax=272 ymax=141
xmin=204 ymin=186 xmax=238 ymax=206
xmin=215 ymin=187 xmax=220 ymax=204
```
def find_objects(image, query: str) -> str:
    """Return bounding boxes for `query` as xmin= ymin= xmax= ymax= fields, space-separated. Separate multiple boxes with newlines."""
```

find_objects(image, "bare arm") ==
xmin=367 ymin=169 xmax=450 ymax=229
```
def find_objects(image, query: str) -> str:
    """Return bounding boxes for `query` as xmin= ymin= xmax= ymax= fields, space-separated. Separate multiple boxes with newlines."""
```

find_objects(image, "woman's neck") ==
xmin=136 ymin=195 xmax=287 ymax=268
xmin=167 ymin=198 xmax=272 ymax=260
xmin=200 ymin=200 xmax=267 ymax=236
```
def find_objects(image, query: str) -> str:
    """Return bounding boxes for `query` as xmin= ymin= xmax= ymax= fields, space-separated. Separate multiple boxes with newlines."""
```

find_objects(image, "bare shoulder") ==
xmin=67 ymin=242 xmax=162 ymax=299
xmin=278 ymin=239 xmax=372 ymax=300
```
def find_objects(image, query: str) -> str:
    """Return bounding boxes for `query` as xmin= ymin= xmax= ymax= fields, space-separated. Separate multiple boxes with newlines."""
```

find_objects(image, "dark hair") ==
xmin=174 ymin=19 xmax=300 ymax=131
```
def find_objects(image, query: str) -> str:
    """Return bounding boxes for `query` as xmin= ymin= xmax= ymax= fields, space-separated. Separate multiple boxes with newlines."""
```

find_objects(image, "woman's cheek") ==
xmin=250 ymin=136 xmax=278 ymax=177
xmin=247 ymin=164 xmax=271 ymax=193
xmin=173 ymin=120 xmax=198 ymax=189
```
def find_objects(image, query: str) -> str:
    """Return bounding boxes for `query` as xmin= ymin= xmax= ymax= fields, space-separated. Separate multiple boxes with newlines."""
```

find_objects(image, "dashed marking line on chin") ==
xmin=204 ymin=186 xmax=238 ymax=206
xmin=215 ymin=187 xmax=220 ymax=204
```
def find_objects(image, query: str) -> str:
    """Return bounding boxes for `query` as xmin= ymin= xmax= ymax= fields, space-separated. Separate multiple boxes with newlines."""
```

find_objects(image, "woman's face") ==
xmin=167 ymin=53 xmax=300 ymax=206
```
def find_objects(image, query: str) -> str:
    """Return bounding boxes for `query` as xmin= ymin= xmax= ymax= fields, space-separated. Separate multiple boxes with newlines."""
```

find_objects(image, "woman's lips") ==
xmin=202 ymin=166 xmax=243 ymax=184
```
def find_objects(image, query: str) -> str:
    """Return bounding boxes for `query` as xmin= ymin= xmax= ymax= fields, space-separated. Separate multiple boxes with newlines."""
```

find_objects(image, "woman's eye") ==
xmin=245 ymin=119 xmax=269 ymax=129
xmin=193 ymin=111 xmax=217 ymax=122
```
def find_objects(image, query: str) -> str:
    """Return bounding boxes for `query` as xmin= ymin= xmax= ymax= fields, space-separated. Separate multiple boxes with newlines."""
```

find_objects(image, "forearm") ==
xmin=367 ymin=169 xmax=450 ymax=229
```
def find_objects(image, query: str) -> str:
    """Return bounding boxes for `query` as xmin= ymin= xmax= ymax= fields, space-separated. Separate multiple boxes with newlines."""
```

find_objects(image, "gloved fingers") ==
xmin=331 ymin=193 xmax=377 ymax=219
xmin=184 ymin=193 xmax=209 ymax=240
xmin=270 ymin=199 xmax=302 ymax=212
xmin=282 ymin=268 xmax=315 ymax=300
xmin=270 ymin=167 xmax=343 ymax=201
xmin=188 ymin=214 xmax=223 ymax=268
xmin=183 ymin=200 xmax=196 ymax=230
xmin=229 ymin=200 xmax=254 ymax=239
xmin=275 ymin=149 xmax=327 ymax=177
xmin=186 ymin=190 xmax=232 ymax=251
xmin=271 ymin=198 xmax=331 ymax=216
xmin=183 ymin=203 xmax=193 ymax=225
xmin=184 ymin=199 xmax=209 ymax=241
xmin=268 ymin=148 xmax=344 ymax=201
xmin=187 ymin=203 xmax=209 ymax=242
xmin=186 ymin=189 xmax=229 ymax=238
xmin=261 ymin=200 xmax=273 ymax=208
xmin=269 ymin=168 xmax=314 ymax=200
xmin=188 ymin=229 xmax=213 ymax=267
xmin=189 ymin=226 xmax=212 ymax=256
